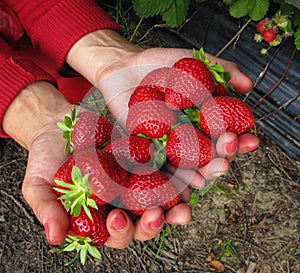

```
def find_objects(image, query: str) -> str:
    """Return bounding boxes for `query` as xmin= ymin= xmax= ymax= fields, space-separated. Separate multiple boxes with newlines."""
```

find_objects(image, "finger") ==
xmin=214 ymin=60 xmax=253 ymax=94
xmin=134 ymin=207 xmax=165 ymax=241
xmin=198 ymin=157 xmax=229 ymax=180
xmin=216 ymin=132 xmax=238 ymax=162
xmin=105 ymin=209 xmax=134 ymax=249
xmin=166 ymin=173 xmax=191 ymax=203
xmin=166 ymin=163 xmax=206 ymax=189
xmin=165 ymin=203 xmax=192 ymax=225
xmin=22 ymin=177 xmax=69 ymax=245
xmin=237 ymin=133 xmax=260 ymax=154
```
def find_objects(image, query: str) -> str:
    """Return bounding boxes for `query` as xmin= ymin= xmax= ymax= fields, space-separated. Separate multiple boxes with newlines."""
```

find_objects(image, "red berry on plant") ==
xmin=262 ymin=29 xmax=278 ymax=43
xmin=256 ymin=18 xmax=266 ymax=34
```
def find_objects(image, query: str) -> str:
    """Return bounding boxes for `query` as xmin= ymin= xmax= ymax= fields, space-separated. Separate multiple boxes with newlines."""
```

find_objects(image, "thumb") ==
xmin=22 ymin=176 xmax=69 ymax=245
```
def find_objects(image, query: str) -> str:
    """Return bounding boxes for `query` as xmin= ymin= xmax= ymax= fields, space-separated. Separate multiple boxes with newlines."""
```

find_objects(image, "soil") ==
xmin=0 ymin=2 xmax=299 ymax=273
xmin=0 ymin=109 xmax=299 ymax=273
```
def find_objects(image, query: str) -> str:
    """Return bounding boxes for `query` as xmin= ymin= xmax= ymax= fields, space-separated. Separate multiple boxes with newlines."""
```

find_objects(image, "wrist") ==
xmin=66 ymin=29 xmax=143 ymax=84
xmin=3 ymin=81 xmax=72 ymax=150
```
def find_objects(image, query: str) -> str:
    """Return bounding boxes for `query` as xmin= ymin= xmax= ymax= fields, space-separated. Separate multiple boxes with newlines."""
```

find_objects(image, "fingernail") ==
xmin=113 ymin=211 xmax=128 ymax=231
xmin=245 ymin=144 xmax=258 ymax=152
xmin=44 ymin=222 xmax=50 ymax=240
xmin=212 ymin=171 xmax=227 ymax=178
xmin=225 ymin=138 xmax=238 ymax=154
xmin=150 ymin=215 xmax=164 ymax=229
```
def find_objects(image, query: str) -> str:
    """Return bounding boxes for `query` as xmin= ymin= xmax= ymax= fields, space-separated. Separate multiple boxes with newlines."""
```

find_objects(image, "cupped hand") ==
xmin=91 ymin=47 xmax=260 ymax=187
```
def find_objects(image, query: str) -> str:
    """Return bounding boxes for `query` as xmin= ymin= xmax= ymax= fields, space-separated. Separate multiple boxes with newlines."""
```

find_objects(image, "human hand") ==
xmin=2 ymin=81 xmax=192 ymax=248
xmin=67 ymin=30 xmax=260 ymax=188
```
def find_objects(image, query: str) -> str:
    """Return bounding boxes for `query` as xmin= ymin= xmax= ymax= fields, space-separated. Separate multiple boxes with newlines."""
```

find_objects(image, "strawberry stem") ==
xmin=57 ymin=107 xmax=80 ymax=153
xmin=193 ymin=48 xmax=235 ymax=92
xmin=54 ymin=166 xmax=98 ymax=220
xmin=58 ymin=234 xmax=102 ymax=265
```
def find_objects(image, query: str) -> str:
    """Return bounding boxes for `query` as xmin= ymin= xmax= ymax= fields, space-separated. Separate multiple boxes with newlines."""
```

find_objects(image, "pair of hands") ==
xmin=3 ymin=30 xmax=259 ymax=249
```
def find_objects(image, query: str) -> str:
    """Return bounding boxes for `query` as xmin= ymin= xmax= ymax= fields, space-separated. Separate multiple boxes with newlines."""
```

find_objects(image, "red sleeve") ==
xmin=0 ymin=39 xmax=57 ymax=138
xmin=4 ymin=0 xmax=121 ymax=74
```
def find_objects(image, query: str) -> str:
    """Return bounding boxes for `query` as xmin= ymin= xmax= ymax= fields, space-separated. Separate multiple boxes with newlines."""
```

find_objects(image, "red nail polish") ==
xmin=225 ymin=139 xmax=238 ymax=154
xmin=43 ymin=222 xmax=50 ymax=239
xmin=113 ymin=212 xmax=128 ymax=231
xmin=150 ymin=215 xmax=164 ymax=229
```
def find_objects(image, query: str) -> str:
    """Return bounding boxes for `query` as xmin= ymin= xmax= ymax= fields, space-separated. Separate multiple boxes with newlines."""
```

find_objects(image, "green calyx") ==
xmin=57 ymin=107 xmax=80 ymax=154
xmin=182 ymin=107 xmax=200 ymax=127
xmin=193 ymin=48 xmax=235 ymax=92
xmin=137 ymin=133 xmax=169 ymax=170
xmin=54 ymin=166 xmax=98 ymax=221
xmin=58 ymin=234 xmax=102 ymax=265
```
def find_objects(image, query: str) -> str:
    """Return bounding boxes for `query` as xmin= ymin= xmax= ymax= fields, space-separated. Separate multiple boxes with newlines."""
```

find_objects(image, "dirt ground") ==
xmin=0 ymin=85 xmax=300 ymax=273
xmin=0 ymin=2 xmax=299 ymax=273
xmin=0 ymin=121 xmax=299 ymax=273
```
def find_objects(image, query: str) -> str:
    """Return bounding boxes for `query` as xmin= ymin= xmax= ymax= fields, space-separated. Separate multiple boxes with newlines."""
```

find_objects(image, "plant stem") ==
xmin=130 ymin=16 xmax=144 ymax=43
xmin=215 ymin=18 xmax=252 ymax=58
xmin=251 ymin=46 xmax=297 ymax=109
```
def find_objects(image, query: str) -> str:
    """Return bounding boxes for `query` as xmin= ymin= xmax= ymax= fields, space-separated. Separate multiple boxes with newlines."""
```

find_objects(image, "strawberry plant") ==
xmin=223 ymin=0 xmax=300 ymax=52
xmin=131 ymin=0 xmax=299 ymax=53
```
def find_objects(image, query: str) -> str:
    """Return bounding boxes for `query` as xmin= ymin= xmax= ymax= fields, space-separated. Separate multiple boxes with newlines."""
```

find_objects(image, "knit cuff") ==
xmin=0 ymin=57 xmax=57 ymax=138
xmin=30 ymin=0 xmax=121 ymax=75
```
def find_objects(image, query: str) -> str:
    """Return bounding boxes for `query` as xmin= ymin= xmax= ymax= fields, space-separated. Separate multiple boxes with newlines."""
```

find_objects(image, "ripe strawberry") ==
xmin=166 ymin=124 xmax=216 ymax=168
xmin=139 ymin=67 xmax=171 ymax=94
xmin=199 ymin=96 xmax=255 ymax=138
xmin=165 ymin=58 xmax=215 ymax=109
xmin=120 ymin=167 xmax=181 ymax=215
xmin=256 ymin=18 xmax=266 ymax=34
xmin=69 ymin=206 xmax=109 ymax=247
xmin=128 ymin=85 xmax=164 ymax=108
xmin=103 ymin=135 xmax=154 ymax=170
xmin=61 ymin=206 xmax=109 ymax=265
xmin=57 ymin=107 xmax=120 ymax=153
xmin=262 ymin=29 xmax=278 ymax=42
xmin=213 ymin=83 xmax=229 ymax=97
xmin=54 ymin=148 xmax=128 ymax=219
xmin=126 ymin=100 xmax=176 ymax=139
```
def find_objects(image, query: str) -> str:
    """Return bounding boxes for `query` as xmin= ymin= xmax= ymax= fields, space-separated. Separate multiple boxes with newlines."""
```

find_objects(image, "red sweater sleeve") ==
xmin=4 ymin=0 xmax=121 ymax=74
xmin=0 ymin=39 xmax=57 ymax=138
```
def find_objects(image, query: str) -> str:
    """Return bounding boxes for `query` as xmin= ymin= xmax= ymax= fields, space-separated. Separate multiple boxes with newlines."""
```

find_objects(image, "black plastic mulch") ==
xmin=151 ymin=0 xmax=300 ymax=161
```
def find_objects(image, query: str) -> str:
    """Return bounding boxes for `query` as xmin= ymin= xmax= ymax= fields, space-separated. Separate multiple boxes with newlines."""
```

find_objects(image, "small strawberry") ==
xmin=256 ymin=18 xmax=266 ymax=34
xmin=128 ymin=85 xmax=164 ymax=108
xmin=103 ymin=135 xmax=154 ymax=170
xmin=57 ymin=107 xmax=120 ymax=153
xmin=60 ymin=206 xmax=109 ymax=265
xmin=165 ymin=57 xmax=215 ymax=109
xmin=262 ymin=29 xmax=278 ymax=42
xmin=139 ymin=67 xmax=171 ymax=94
xmin=120 ymin=167 xmax=181 ymax=215
xmin=166 ymin=124 xmax=216 ymax=168
xmin=199 ymin=96 xmax=255 ymax=138
xmin=126 ymin=100 xmax=177 ymax=139
xmin=54 ymin=148 xmax=128 ymax=219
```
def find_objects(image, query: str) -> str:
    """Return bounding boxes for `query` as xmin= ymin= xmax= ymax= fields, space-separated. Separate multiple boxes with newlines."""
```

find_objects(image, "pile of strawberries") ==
xmin=53 ymin=48 xmax=255 ymax=265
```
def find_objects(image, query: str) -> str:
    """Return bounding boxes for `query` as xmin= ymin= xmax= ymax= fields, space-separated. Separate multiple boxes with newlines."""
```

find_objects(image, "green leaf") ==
xmin=229 ymin=0 xmax=269 ymax=20
xmin=132 ymin=0 xmax=173 ymax=18
xmin=162 ymin=0 xmax=190 ymax=27
xmin=292 ymin=9 xmax=300 ymax=26
xmin=295 ymin=27 xmax=300 ymax=50
xmin=286 ymin=0 xmax=300 ymax=9
xmin=229 ymin=0 xmax=251 ymax=18
xmin=248 ymin=0 xmax=270 ymax=21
